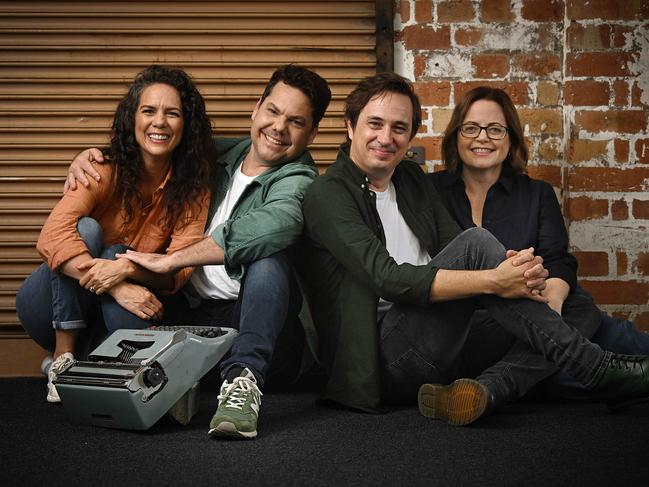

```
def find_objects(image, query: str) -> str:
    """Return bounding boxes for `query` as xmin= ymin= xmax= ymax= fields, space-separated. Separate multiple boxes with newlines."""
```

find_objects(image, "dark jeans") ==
xmin=379 ymin=228 xmax=610 ymax=405
xmin=161 ymin=250 xmax=304 ymax=389
xmin=17 ymin=217 xmax=151 ymax=355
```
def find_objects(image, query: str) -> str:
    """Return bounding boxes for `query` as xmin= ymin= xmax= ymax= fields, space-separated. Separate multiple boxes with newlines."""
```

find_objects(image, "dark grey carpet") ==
xmin=1 ymin=377 xmax=648 ymax=486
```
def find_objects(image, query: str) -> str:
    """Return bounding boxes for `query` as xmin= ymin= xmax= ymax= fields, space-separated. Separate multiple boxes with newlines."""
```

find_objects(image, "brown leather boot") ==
xmin=417 ymin=378 xmax=493 ymax=426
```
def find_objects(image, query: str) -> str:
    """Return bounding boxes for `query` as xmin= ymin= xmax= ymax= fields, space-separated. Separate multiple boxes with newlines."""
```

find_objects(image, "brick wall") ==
xmin=394 ymin=0 xmax=649 ymax=327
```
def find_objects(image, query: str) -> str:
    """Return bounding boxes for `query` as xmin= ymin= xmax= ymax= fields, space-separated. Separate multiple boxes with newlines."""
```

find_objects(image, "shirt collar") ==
xmin=335 ymin=142 xmax=373 ymax=192
xmin=440 ymin=164 xmax=515 ymax=194
xmin=154 ymin=164 xmax=173 ymax=193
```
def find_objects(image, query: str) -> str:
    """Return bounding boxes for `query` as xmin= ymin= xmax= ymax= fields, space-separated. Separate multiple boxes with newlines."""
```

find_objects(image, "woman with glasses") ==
xmin=428 ymin=86 xmax=649 ymax=404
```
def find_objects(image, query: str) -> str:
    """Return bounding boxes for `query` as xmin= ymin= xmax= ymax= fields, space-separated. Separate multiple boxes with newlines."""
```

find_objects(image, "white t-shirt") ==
xmin=190 ymin=164 xmax=256 ymax=300
xmin=375 ymin=182 xmax=431 ymax=313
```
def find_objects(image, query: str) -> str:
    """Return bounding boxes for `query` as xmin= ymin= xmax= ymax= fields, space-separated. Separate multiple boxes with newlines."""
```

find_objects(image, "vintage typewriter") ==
xmin=54 ymin=325 xmax=237 ymax=430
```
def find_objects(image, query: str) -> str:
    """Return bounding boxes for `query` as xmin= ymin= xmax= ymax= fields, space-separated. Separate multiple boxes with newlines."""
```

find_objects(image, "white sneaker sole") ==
xmin=46 ymin=385 xmax=61 ymax=403
xmin=208 ymin=422 xmax=257 ymax=439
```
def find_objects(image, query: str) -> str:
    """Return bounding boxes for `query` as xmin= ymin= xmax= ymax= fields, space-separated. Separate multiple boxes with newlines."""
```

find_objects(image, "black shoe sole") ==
xmin=606 ymin=396 xmax=649 ymax=413
xmin=418 ymin=379 xmax=488 ymax=426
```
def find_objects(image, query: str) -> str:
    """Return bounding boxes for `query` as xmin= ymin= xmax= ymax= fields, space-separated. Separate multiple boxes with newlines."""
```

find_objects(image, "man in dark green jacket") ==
xmin=301 ymin=72 xmax=649 ymax=424
xmin=65 ymin=65 xmax=331 ymax=439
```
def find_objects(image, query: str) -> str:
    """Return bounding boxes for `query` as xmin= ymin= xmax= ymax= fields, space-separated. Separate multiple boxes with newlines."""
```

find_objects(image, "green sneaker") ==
xmin=208 ymin=368 xmax=262 ymax=439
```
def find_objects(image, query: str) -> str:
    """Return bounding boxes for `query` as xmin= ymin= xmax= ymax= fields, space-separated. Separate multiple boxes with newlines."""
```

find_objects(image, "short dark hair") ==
xmin=442 ymin=86 xmax=528 ymax=174
xmin=259 ymin=64 xmax=331 ymax=127
xmin=344 ymin=72 xmax=422 ymax=140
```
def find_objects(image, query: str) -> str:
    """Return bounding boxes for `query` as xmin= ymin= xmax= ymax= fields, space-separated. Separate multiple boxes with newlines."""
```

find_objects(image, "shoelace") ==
xmin=218 ymin=377 xmax=262 ymax=410
xmin=51 ymin=355 xmax=74 ymax=375
xmin=609 ymin=355 xmax=644 ymax=371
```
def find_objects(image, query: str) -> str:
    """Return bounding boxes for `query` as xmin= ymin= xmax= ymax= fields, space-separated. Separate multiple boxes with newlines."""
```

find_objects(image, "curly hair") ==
xmin=442 ymin=86 xmax=528 ymax=175
xmin=106 ymin=65 xmax=214 ymax=231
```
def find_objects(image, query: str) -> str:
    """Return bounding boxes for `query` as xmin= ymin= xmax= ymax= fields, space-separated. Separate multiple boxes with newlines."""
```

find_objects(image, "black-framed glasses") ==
xmin=459 ymin=123 xmax=509 ymax=140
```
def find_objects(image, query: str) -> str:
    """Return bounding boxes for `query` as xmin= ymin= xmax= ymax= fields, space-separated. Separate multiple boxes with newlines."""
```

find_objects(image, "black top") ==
xmin=428 ymin=168 xmax=578 ymax=291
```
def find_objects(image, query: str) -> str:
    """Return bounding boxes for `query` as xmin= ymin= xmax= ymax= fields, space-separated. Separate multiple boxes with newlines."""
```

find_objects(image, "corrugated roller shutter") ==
xmin=0 ymin=0 xmax=379 ymax=330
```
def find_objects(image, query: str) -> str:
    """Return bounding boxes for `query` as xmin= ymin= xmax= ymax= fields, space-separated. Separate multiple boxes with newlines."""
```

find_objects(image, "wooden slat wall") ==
xmin=0 ymin=1 xmax=378 ymax=356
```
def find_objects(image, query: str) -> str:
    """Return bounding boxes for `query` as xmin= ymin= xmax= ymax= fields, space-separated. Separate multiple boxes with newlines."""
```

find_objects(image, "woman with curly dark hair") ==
xmin=17 ymin=65 xmax=214 ymax=403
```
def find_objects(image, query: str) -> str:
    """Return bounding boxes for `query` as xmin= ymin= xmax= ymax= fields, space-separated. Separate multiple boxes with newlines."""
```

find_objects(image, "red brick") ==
xmin=579 ymin=280 xmax=649 ymax=305
xmin=574 ymin=251 xmax=609 ymax=276
xmin=455 ymin=27 xmax=482 ymax=46
xmin=614 ymin=80 xmax=629 ymax=107
xmin=612 ymin=25 xmax=633 ymax=48
xmin=634 ymin=252 xmax=649 ymax=276
xmin=430 ymin=162 xmax=445 ymax=173
xmin=414 ymin=0 xmax=433 ymax=22
xmin=567 ymin=0 xmax=649 ymax=20
xmin=537 ymin=81 xmax=560 ymax=105
xmin=635 ymin=139 xmax=649 ymax=164
xmin=414 ymin=55 xmax=427 ymax=78
xmin=611 ymin=199 xmax=628 ymax=220
xmin=454 ymin=81 xmax=529 ymax=105
xmin=567 ymin=24 xmax=611 ymax=50
xmin=527 ymin=164 xmax=562 ymax=188
xmin=616 ymin=251 xmax=628 ymax=276
xmin=575 ymin=110 xmax=647 ymax=134
xmin=567 ymin=139 xmax=608 ymax=163
xmin=399 ymin=25 xmax=451 ymax=51
xmin=480 ymin=0 xmax=515 ymax=22
xmin=513 ymin=53 xmax=561 ymax=77
xmin=637 ymin=312 xmax=649 ymax=330
xmin=472 ymin=53 xmax=509 ymax=78
xmin=537 ymin=24 xmax=563 ymax=51
xmin=420 ymin=136 xmax=443 ymax=161
xmin=632 ymin=82 xmax=645 ymax=107
xmin=564 ymin=80 xmax=609 ymax=106
xmin=522 ymin=0 xmax=564 ymax=21
xmin=414 ymin=81 xmax=451 ymax=106
xmin=567 ymin=52 xmax=636 ymax=77
xmin=568 ymin=167 xmax=649 ymax=192
xmin=398 ymin=0 xmax=411 ymax=23
xmin=518 ymin=108 xmax=562 ymax=135
xmin=614 ymin=139 xmax=629 ymax=163
xmin=566 ymin=196 xmax=608 ymax=220
xmin=538 ymin=138 xmax=562 ymax=160
xmin=633 ymin=199 xmax=649 ymax=219
xmin=438 ymin=0 xmax=475 ymax=22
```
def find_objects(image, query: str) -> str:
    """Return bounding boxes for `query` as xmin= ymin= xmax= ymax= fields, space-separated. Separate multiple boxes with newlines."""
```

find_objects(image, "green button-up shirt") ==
xmin=301 ymin=144 xmax=461 ymax=412
xmin=207 ymin=137 xmax=318 ymax=280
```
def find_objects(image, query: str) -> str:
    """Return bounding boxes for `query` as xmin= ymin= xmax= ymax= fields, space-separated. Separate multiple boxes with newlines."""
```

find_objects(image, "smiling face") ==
xmin=247 ymin=81 xmax=317 ymax=172
xmin=134 ymin=83 xmax=184 ymax=167
xmin=457 ymin=99 xmax=510 ymax=177
xmin=346 ymin=91 xmax=413 ymax=191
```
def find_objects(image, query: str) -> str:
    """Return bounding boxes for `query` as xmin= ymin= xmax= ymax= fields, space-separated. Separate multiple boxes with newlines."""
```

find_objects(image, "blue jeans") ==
xmin=379 ymin=228 xmax=610 ymax=405
xmin=161 ymin=250 xmax=303 ymax=389
xmin=17 ymin=217 xmax=154 ymax=354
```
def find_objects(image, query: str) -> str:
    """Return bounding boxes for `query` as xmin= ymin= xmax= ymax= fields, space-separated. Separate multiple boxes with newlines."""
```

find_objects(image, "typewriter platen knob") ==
xmin=143 ymin=367 xmax=165 ymax=387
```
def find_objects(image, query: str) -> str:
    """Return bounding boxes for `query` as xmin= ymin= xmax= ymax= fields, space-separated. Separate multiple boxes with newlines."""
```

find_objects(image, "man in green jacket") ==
xmin=301 ymin=72 xmax=649 ymax=424
xmin=65 ymin=65 xmax=331 ymax=439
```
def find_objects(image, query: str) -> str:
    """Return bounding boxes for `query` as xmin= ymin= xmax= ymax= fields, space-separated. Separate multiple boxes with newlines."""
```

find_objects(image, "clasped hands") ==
xmin=498 ymin=247 xmax=549 ymax=303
